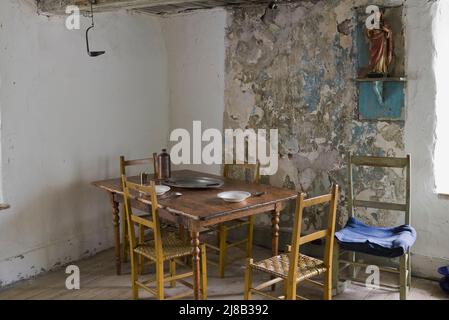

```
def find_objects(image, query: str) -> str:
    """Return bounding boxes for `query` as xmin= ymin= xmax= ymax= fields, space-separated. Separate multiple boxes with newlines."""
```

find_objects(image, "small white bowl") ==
xmin=155 ymin=185 xmax=171 ymax=196
xmin=217 ymin=191 xmax=251 ymax=203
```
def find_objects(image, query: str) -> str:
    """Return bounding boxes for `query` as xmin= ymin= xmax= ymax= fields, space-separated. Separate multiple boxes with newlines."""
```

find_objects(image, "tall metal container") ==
xmin=157 ymin=149 xmax=171 ymax=180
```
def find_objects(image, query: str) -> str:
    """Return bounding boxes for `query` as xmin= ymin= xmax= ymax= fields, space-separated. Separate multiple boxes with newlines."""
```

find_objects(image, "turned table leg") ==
xmin=191 ymin=229 xmax=201 ymax=300
xmin=109 ymin=193 xmax=121 ymax=275
xmin=271 ymin=204 xmax=281 ymax=256
xmin=271 ymin=202 xmax=282 ymax=290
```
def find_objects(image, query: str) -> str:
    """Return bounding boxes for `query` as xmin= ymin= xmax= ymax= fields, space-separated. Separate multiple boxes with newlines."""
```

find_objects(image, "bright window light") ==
xmin=434 ymin=1 xmax=449 ymax=194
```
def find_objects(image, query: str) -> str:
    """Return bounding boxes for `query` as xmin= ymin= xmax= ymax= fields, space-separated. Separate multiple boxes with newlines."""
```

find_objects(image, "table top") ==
xmin=92 ymin=170 xmax=297 ymax=221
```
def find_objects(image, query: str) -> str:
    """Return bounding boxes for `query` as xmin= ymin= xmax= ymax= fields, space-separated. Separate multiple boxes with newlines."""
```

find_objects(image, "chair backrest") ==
xmin=120 ymin=153 xmax=159 ymax=178
xmin=287 ymin=185 xmax=339 ymax=289
xmin=347 ymin=152 xmax=411 ymax=225
xmin=121 ymin=176 xmax=163 ymax=258
xmin=223 ymin=160 xmax=260 ymax=183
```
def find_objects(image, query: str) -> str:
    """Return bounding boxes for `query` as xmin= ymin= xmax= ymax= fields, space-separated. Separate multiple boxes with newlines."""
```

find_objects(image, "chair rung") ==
xmin=205 ymin=243 xmax=220 ymax=251
xmin=254 ymin=277 xmax=284 ymax=291
xmin=341 ymin=277 xmax=400 ymax=291
xmin=164 ymin=272 xmax=193 ymax=283
xmin=135 ymin=281 xmax=156 ymax=295
xmin=173 ymin=258 xmax=189 ymax=267
xmin=303 ymin=194 xmax=332 ymax=207
xmin=339 ymin=260 xmax=400 ymax=274
xmin=227 ymin=239 xmax=248 ymax=248
xmin=340 ymin=263 xmax=350 ymax=271
xmin=250 ymin=288 xmax=282 ymax=300
xmin=138 ymin=271 xmax=192 ymax=286
xmin=303 ymin=278 xmax=324 ymax=287
xmin=351 ymin=155 xmax=408 ymax=168
xmin=299 ymin=230 xmax=327 ymax=245
xmin=353 ymin=199 xmax=406 ymax=211
xmin=141 ymin=278 xmax=155 ymax=285
xmin=165 ymin=291 xmax=193 ymax=300
xmin=178 ymin=279 xmax=194 ymax=289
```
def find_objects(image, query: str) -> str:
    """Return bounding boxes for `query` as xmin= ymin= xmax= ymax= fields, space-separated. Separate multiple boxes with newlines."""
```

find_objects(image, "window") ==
xmin=434 ymin=1 xmax=449 ymax=194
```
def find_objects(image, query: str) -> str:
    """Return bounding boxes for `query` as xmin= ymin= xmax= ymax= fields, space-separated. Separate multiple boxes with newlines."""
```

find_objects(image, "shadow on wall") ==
xmin=0 ymin=156 xmax=115 ymax=286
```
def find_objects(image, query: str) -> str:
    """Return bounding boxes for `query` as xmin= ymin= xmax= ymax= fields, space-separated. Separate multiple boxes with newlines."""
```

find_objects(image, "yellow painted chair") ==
xmin=204 ymin=162 xmax=260 ymax=278
xmin=122 ymin=176 xmax=207 ymax=300
xmin=119 ymin=154 xmax=158 ymax=265
xmin=244 ymin=184 xmax=339 ymax=300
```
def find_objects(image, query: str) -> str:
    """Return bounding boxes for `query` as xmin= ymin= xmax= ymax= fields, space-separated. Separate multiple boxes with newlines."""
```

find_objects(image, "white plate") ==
xmin=217 ymin=191 xmax=251 ymax=203
xmin=155 ymin=185 xmax=171 ymax=196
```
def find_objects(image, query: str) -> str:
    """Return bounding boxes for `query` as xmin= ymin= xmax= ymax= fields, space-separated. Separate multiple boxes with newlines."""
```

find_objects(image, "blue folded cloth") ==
xmin=438 ymin=266 xmax=449 ymax=277
xmin=335 ymin=217 xmax=417 ymax=258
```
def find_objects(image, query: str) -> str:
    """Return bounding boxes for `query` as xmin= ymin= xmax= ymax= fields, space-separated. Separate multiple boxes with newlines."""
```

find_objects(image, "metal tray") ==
xmin=163 ymin=176 xmax=224 ymax=189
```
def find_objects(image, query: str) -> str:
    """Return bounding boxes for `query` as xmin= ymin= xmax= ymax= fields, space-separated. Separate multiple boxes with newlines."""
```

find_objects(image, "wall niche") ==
xmin=354 ymin=5 xmax=406 ymax=121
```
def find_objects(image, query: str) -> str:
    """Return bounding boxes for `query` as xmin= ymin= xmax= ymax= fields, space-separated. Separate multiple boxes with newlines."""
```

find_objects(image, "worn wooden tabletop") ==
xmin=92 ymin=170 xmax=298 ymax=222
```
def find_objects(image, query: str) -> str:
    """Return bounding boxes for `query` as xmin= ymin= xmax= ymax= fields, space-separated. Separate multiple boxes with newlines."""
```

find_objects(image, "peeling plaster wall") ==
xmin=0 ymin=0 xmax=169 ymax=286
xmin=225 ymin=0 xmax=449 ymax=277
xmin=225 ymin=0 xmax=405 ymax=231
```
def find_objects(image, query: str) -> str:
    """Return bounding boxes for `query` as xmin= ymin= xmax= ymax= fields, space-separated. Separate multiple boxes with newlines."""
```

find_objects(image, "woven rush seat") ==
xmin=251 ymin=253 xmax=327 ymax=281
xmin=134 ymin=234 xmax=191 ymax=261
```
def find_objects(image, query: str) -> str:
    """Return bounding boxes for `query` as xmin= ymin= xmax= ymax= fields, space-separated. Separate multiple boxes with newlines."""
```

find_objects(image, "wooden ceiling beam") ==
xmin=37 ymin=0 xmax=217 ymax=15
xmin=37 ymin=0 xmax=273 ymax=15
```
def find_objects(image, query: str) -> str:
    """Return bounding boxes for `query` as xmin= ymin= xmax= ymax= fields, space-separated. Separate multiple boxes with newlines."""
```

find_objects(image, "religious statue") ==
xmin=365 ymin=11 xmax=394 ymax=77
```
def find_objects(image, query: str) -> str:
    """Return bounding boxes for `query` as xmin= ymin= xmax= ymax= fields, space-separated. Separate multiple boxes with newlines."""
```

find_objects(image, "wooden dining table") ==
xmin=92 ymin=169 xmax=297 ymax=299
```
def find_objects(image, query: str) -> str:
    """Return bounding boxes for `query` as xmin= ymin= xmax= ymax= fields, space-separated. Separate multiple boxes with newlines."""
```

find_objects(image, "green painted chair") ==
xmin=332 ymin=152 xmax=414 ymax=300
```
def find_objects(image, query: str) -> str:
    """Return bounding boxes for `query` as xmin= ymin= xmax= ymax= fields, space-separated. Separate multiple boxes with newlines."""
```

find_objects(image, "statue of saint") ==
xmin=366 ymin=12 xmax=393 ymax=77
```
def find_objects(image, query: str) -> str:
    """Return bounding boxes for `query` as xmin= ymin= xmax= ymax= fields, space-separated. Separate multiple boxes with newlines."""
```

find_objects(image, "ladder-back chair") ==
xmin=244 ymin=184 xmax=339 ymax=300
xmin=333 ymin=152 xmax=416 ymax=300
xmin=204 ymin=161 xmax=260 ymax=278
xmin=122 ymin=176 xmax=207 ymax=300
xmin=119 ymin=154 xmax=158 ymax=266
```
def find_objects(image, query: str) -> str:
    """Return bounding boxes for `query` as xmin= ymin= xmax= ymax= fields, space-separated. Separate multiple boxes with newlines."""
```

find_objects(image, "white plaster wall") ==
xmin=161 ymin=9 xmax=226 ymax=175
xmin=404 ymin=0 xmax=449 ymax=278
xmin=0 ymin=0 xmax=169 ymax=286
xmin=434 ymin=0 xmax=449 ymax=194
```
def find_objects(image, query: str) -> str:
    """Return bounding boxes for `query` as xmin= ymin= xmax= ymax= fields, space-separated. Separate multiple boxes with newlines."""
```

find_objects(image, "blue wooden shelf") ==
xmin=355 ymin=77 xmax=406 ymax=82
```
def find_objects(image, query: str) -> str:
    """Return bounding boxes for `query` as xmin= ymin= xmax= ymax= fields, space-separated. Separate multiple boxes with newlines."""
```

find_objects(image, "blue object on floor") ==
xmin=438 ymin=266 xmax=449 ymax=277
xmin=439 ymin=276 xmax=449 ymax=294
xmin=335 ymin=217 xmax=417 ymax=258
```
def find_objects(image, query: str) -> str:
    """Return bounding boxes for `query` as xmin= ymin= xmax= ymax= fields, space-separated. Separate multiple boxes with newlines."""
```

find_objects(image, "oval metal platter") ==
xmin=163 ymin=176 xmax=224 ymax=189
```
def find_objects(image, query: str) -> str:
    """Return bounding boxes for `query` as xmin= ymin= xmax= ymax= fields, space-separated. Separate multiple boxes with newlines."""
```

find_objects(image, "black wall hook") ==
xmin=85 ymin=1 xmax=105 ymax=57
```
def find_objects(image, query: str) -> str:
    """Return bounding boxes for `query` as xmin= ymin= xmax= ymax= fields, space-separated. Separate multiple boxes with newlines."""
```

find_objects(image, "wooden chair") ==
xmin=332 ymin=152 xmax=414 ymax=300
xmin=122 ymin=176 xmax=207 ymax=300
xmin=119 ymin=154 xmax=158 ymax=266
xmin=244 ymin=184 xmax=339 ymax=300
xmin=204 ymin=162 xmax=260 ymax=278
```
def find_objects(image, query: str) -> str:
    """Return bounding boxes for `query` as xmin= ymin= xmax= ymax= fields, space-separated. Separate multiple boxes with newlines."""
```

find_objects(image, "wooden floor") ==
xmin=0 ymin=246 xmax=447 ymax=300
